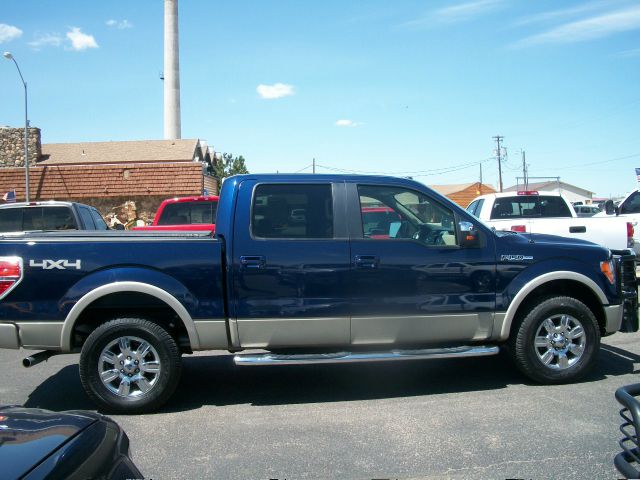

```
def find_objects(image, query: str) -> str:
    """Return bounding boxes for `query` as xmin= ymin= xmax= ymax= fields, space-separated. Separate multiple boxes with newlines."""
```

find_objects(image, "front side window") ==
xmin=252 ymin=184 xmax=333 ymax=239
xmin=90 ymin=208 xmax=109 ymax=230
xmin=78 ymin=207 xmax=96 ymax=229
xmin=357 ymin=185 xmax=457 ymax=246
xmin=466 ymin=198 xmax=484 ymax=217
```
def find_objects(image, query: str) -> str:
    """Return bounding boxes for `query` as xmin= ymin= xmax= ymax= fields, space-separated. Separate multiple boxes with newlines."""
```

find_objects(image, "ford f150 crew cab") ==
xmin=131 ymin=195 xmax=218 ymax=232
xmin=0 ymin=174 xmax=637 ymax=413
xmin=467 ymin=190 xmax=634 ymax=251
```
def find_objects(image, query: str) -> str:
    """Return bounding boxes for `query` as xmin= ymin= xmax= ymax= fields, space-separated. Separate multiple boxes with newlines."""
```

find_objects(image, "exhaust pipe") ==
xmin=23 ymin=350 xmax=58 ymax=368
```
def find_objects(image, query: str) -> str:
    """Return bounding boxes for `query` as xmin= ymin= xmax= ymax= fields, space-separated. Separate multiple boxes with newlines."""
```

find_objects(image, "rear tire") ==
xmin=79 ymin=317 xmax=182 ymax=414
xmin=509 ymin=296 xmax=600 ymax=384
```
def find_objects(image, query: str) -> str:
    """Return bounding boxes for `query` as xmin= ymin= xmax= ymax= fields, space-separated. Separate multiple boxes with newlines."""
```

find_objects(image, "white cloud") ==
xmin=257 ymin=83 xmax=295 ymax=99
xmin=514 ymin=5 xmax=640 ymax=47
xmin=335 ymin=119 xmax=361 ymax=127
xmin=401 ymin=0 xmax=504 ymax=28
xmin=106 ymin=19 xmax=133 ymax=29
xmin=435 ymin=0 xmax=504 ymax=22
xmin=0 ymin=24 xmax=22 ymax=43
xmin=615 ymin=47 xmax=640 ymax=58
xmin=28 ymin=32 xmax=63 ymax=50
xmin=66 ymin=27 xmax=98 ymax=51
xmin=511 ymin=0 xmax=613 ymax=28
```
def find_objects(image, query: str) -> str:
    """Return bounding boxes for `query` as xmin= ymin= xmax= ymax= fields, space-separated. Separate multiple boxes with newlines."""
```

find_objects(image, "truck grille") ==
xmin=616 ymin=384 xmax=640 ymax=478
xmin=612 ymin=249 xmax=638 ymax=333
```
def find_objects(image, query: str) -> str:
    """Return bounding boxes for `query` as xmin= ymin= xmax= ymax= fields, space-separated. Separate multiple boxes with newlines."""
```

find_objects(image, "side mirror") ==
xmin=604 ymin=200 xmax=619 ymax=216
xmin=459 ymin=221 xmax=479 ymax=247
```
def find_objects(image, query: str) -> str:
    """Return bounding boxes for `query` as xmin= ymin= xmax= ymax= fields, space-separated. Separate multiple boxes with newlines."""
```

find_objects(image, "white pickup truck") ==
xmin=467 ymin=190 xmax=634 ymax=251
xmin=595 ymin=190 xmax=640 ymax=256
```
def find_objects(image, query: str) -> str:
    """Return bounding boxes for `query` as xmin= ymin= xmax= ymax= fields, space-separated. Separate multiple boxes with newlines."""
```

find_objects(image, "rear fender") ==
xmin=59 ymin=267 xmax=200 ymax=351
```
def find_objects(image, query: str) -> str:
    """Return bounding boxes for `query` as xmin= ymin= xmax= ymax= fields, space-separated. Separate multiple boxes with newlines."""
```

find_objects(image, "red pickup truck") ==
xmin=132 ymin=195 xmax=218 ymax=232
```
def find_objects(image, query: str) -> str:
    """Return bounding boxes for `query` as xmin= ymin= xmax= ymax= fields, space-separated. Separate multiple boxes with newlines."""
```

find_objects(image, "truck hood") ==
xmin=0 ymin=406 xmax=98 ymax=479
xmin=523 ymin=232 xmax=602 ymax=248
xmin=494 ymin=230 xmax=610 ymax=261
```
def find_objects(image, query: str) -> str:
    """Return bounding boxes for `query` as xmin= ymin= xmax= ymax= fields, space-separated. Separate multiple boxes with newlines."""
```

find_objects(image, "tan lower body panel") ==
xmin=193 ymin=320 xmax=229 ymax=350
xmin=350 ymin=313 xmax=494 ymax=345
xmin=237 ymin=317 xmax=350 ymax=349
xmin=16 ymin=322 xmax=64 ymax=350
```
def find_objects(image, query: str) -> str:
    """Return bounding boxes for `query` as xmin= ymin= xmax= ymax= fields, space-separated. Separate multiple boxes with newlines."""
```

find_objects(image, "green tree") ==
xmin=212 ymin=153 xmax=249 ymax=180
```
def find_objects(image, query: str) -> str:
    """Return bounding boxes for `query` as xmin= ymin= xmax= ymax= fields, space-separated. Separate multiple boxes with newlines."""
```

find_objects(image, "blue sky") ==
xmin=1 ymin=0 xmax=639 ymax=198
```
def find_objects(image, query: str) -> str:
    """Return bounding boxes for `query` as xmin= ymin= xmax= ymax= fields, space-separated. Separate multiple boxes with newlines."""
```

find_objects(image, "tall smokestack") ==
xmin=164 ymin=0 xmax=181 ymax=139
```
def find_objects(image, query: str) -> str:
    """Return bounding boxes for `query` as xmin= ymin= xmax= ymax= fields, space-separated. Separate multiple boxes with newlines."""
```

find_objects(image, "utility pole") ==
xmin=493 ymin=135 xmax=504 ymax=192
xmin=521 ymin=150 xmax=527 ymax=189
xmin=479 ymin=163 xmax=483 ymax=194
xmin=312 ymin=158 xmax=316 ymax=174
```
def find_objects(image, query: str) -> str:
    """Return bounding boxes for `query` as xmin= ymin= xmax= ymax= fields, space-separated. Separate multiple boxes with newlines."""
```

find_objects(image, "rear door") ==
xmin=347 ymin=182 xmax=497 ymax=346
xmin=231 ymin=179 xmax=351 ymax=348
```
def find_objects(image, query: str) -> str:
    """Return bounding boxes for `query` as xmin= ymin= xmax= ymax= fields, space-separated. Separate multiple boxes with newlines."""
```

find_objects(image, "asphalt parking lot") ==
xmin=2 ymin=332 xmax=640 ymax=479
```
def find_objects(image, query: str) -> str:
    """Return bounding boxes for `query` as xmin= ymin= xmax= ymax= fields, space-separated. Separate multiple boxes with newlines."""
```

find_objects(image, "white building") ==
xmin=504 ymin=181 xmax=594 ymax=204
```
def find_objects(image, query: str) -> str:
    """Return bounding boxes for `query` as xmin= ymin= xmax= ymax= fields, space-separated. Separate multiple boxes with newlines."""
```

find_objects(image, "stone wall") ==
xmin=0 ymin=126 xmax=41 ymax=167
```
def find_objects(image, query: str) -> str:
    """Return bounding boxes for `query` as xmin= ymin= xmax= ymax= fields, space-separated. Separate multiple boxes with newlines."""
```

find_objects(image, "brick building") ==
xmin=0 ymin=127 xmax=218 ymax=217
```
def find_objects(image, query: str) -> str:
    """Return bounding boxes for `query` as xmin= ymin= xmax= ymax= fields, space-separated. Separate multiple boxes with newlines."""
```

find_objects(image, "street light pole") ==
xmin=3 ymin=52 xmax=30 ymax=202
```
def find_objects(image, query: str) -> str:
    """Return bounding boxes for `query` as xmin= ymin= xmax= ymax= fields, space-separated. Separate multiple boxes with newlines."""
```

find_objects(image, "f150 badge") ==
xmin=29 ymin=259 xmax=82 ymax=270
xmin=501 ymin=255 xmax=533 ymax=262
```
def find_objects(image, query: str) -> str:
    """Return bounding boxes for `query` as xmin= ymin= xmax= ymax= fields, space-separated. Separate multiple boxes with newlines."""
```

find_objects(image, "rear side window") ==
xmin=0 ymin=209 xmax=22 ymax=232
xmin=158 ymin=201 xmax=217 ymax=225
xmin=252 ymin=184 xmax=333 ymax=239
xmin=490 ymin=195 xmax=571 ymax=219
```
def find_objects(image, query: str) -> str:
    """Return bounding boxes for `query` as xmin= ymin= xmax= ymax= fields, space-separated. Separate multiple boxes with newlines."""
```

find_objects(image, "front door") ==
xmin=348 ymin=182 xmax=496 ymax=346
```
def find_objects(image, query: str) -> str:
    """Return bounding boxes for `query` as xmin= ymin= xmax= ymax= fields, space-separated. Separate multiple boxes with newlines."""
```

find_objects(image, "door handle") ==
xmin=240 ymin=255 xmax=266 ymax=269
xmin=355 ymin=254 xmax=379 ymax=269
xmin=570 ymin=226 xmax=586 ymax=233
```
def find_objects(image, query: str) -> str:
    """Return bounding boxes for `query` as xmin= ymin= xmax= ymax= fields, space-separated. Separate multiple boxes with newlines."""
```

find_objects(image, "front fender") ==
xmin=497 ymin=258 xmax=611 ymax=341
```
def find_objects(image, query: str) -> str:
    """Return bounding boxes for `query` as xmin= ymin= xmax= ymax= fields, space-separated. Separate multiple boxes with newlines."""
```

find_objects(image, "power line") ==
xmin=293 ymin=164 xmax=313 ymax=173
xmin=550 ymin=152 xmax=640 ymax=171
xmin=314 ymin=157 xmax=494 ymax=176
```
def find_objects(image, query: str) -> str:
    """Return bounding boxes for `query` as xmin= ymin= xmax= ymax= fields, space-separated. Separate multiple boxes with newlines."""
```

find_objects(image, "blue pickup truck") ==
xmin=0 ymin=174 xmax=637 ymax=413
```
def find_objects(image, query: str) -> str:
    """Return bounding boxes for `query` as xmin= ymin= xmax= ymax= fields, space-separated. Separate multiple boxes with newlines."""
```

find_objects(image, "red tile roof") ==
xmin=0 ymin=163 xmax=205 ymax=201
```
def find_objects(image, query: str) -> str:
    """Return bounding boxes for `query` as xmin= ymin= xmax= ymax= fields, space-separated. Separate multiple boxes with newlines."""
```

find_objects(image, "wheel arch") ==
xmin=61 ymin=282 xmax=200 ymax=352
xmin=499 ymin=271 xmax=608 ymax=341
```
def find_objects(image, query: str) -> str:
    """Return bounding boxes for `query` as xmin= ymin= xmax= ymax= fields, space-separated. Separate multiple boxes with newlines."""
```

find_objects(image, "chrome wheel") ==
xmin=98 ymin=336 xmax=161 ymax=398
xmin=534 ymin=314 xmax=586 ymax=370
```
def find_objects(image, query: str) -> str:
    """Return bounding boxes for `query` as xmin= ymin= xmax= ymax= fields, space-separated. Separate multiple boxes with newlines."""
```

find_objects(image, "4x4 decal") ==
xmin=29 ymin=259 xmax=82 ymax=270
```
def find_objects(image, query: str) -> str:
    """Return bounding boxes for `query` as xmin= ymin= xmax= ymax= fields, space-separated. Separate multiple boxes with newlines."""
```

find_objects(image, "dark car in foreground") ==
xmin=0 ymin=405 xmax=142 ymax=480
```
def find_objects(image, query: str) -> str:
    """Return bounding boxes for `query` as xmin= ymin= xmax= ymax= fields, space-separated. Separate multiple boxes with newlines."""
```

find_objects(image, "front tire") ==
xmin=79 ymin=318 xmax=182 ymax=414
xmin=509 ymin=296 xmax=600 ymax=384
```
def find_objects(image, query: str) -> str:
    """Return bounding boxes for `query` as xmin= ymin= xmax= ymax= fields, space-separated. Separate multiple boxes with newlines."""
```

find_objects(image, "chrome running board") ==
xmin=234 ymin=345 xmax=499 ymax=366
